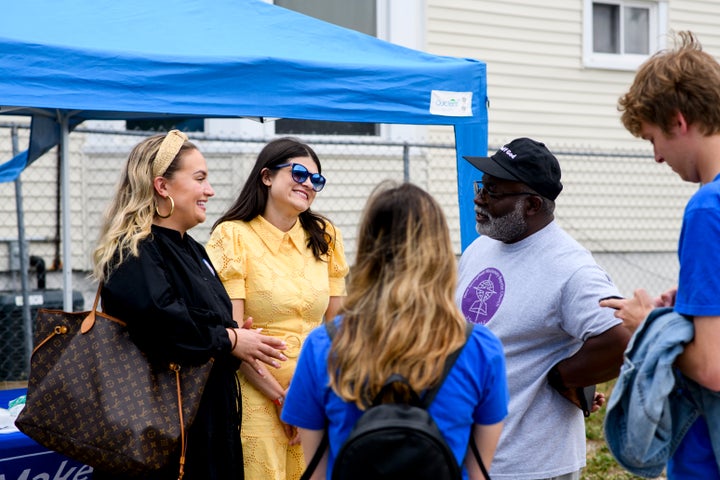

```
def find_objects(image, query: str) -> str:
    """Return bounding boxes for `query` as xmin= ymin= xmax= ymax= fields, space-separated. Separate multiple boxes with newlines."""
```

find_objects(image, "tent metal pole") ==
xmin=60 ymin=115 xmax=73 ymax=311
xmin=402 ymin=142 xmax=410 ymax=183
xmin=12 ymin=126 xmax=34 ymax=376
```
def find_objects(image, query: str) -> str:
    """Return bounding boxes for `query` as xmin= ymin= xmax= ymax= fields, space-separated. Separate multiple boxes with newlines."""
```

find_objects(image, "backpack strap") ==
xmin=329 ymin=320 xmax=474 ymax=409
xmin=424 ymin=323 xmax=492 ymax=480
xmin=300 ymin=431 xmax=328 ymax=480
xmin=301 ymin=321 xmax=482 ymax=480
xmin=421 ymin=322 xmax=474 ymax=409
xmin=470 ymin=435 xmax=492 ymax=480
xmin=369 ymin=373 xmax=422 ymax=407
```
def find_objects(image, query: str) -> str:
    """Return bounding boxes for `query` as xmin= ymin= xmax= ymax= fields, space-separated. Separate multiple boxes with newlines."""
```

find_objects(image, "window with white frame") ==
xmin=583 ymin=0 xmax=667 ymax=70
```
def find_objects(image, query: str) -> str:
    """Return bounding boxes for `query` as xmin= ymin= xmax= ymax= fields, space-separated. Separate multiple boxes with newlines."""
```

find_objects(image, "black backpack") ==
xmin=301 ymin=322 xmax=490 ymax=480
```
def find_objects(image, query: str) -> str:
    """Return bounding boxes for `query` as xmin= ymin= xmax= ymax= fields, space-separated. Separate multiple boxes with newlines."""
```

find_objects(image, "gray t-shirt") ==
xmin=456 ymin=221 xmax=621 ymax=479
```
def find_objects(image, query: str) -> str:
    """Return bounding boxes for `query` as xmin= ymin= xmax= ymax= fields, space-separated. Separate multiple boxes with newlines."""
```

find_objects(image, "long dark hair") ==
xmin=212 ymin=137 xmax=332 ymax=259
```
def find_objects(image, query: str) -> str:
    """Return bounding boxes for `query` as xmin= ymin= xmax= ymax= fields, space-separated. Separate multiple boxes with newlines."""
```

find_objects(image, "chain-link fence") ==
xmin=0 ymin=123 xmax=694 ymax=383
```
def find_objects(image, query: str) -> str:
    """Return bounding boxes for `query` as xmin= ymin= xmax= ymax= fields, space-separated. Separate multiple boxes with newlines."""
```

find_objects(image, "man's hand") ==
xmin=547 ymin=365 xmax=599 ymax=416
xmin=592 ymin=391 xmax=606 ymax=412
xmin=599 ymin=289 xmax=656 ymax=334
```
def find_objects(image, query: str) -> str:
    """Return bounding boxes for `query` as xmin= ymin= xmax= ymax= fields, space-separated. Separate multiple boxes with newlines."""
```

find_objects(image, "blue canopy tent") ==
xmin=0 ymin=0 xmax=487 ymax=311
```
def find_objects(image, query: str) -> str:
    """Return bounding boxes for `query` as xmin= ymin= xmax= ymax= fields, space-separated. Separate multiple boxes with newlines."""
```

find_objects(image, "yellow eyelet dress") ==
xmin=207 ymin=216 xmax=348 ymax=480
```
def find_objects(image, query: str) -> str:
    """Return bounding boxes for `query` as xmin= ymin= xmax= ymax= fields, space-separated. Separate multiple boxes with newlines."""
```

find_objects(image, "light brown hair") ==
xmin=619 ymin=31 xmax=720 ymax=137
xmin=328 ymin=182 xmax=467 ymax=409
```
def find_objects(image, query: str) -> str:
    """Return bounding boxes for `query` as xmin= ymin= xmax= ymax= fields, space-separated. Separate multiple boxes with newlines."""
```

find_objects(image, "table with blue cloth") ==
xmin=0 ymin=387 xmax=92 ymax=479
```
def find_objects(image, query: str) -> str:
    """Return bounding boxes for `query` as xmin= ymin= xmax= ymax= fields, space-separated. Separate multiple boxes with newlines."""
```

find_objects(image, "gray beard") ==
xmin=475 ymin=200 xmax=527 ymax=243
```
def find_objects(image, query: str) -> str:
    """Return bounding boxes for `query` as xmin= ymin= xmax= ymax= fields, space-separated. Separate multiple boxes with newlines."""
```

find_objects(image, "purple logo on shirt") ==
xmin=460 ymin=268 xmax=504 ymax=325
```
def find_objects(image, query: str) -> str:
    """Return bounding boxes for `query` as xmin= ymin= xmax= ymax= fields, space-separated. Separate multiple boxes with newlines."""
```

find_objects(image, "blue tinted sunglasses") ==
xmin=270 ymin=163 xmax=326 ymax=192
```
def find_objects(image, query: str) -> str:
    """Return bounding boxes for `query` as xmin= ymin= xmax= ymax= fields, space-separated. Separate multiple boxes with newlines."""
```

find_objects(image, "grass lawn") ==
xmin=583 ymin=381 xmax=666 ymax=479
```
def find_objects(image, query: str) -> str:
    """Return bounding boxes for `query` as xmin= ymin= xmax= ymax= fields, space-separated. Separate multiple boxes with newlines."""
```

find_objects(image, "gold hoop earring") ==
xmin=155 ymin=195 xmax=174 ymax=219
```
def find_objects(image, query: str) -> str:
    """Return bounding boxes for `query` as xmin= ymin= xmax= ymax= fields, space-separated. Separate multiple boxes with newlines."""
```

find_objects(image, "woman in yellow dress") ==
xmin=206 ymin=137 xmax=348 ymax=480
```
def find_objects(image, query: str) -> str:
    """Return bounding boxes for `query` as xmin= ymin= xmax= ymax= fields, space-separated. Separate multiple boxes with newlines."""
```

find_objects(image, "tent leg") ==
xmin=60 ymin=116 xmax=74 ymax=311
xmin=454 ymin=125 xmax=486 ymax=251
xmin=11 ymin=127 xmax=33 ymax=376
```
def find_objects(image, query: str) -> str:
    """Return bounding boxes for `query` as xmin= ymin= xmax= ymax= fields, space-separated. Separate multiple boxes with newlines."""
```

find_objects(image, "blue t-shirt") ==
xmin=281 ymin=320 xmax=509 ymax=480
xmin=671 ymin=175 xmax=720 ymax=479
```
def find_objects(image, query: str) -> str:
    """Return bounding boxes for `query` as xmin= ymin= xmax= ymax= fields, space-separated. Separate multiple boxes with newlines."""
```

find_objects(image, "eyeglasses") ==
xmin=270 ymin=163 xmax=326 ymax=192
xmin=473 ymin=181 xmax=536 ymax=200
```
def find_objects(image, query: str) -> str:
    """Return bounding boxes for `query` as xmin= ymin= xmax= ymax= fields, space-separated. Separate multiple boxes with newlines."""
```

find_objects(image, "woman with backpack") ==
xmin=281 ymin=182 xmax=508 ymax=480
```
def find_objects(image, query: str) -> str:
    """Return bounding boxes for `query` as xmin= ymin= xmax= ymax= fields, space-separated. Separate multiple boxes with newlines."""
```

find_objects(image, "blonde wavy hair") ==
xmin=92 ymin=133 xmax=197 ymax=282
xmin=328 ymin=182 xmax=468 ymax=409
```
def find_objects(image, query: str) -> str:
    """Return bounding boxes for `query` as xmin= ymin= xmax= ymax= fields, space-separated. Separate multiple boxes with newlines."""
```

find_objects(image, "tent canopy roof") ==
xmin=0 ymin=0 xmax=487 ymax=287
xmin=0 ymin=0 xmax=486 ymax=126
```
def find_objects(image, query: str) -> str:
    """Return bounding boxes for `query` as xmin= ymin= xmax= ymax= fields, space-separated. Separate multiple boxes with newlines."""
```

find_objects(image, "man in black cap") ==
xmin=454 ymin=138 xmax=630 ymax=479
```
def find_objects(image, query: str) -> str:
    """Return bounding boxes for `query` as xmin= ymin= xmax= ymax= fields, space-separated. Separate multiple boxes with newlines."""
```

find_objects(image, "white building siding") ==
xmin=426 ymin=0 xmax=720 ymax=147
xmin=426 ymin=0 xmax=640 ymax=149
xmin=671 ymin=1 xmax=720 ymax=40
xmin=424 ymin=0 xmax=710 ymax=257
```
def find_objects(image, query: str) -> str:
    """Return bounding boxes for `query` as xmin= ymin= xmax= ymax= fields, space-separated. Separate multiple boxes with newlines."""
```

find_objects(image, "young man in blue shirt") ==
xmin=602 ymin=30 xmax=720 ymax=479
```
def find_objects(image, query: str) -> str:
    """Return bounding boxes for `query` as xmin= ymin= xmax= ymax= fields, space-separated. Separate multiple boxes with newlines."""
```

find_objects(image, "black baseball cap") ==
xmin=463 ymin=137 xmax=563 ymax=200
